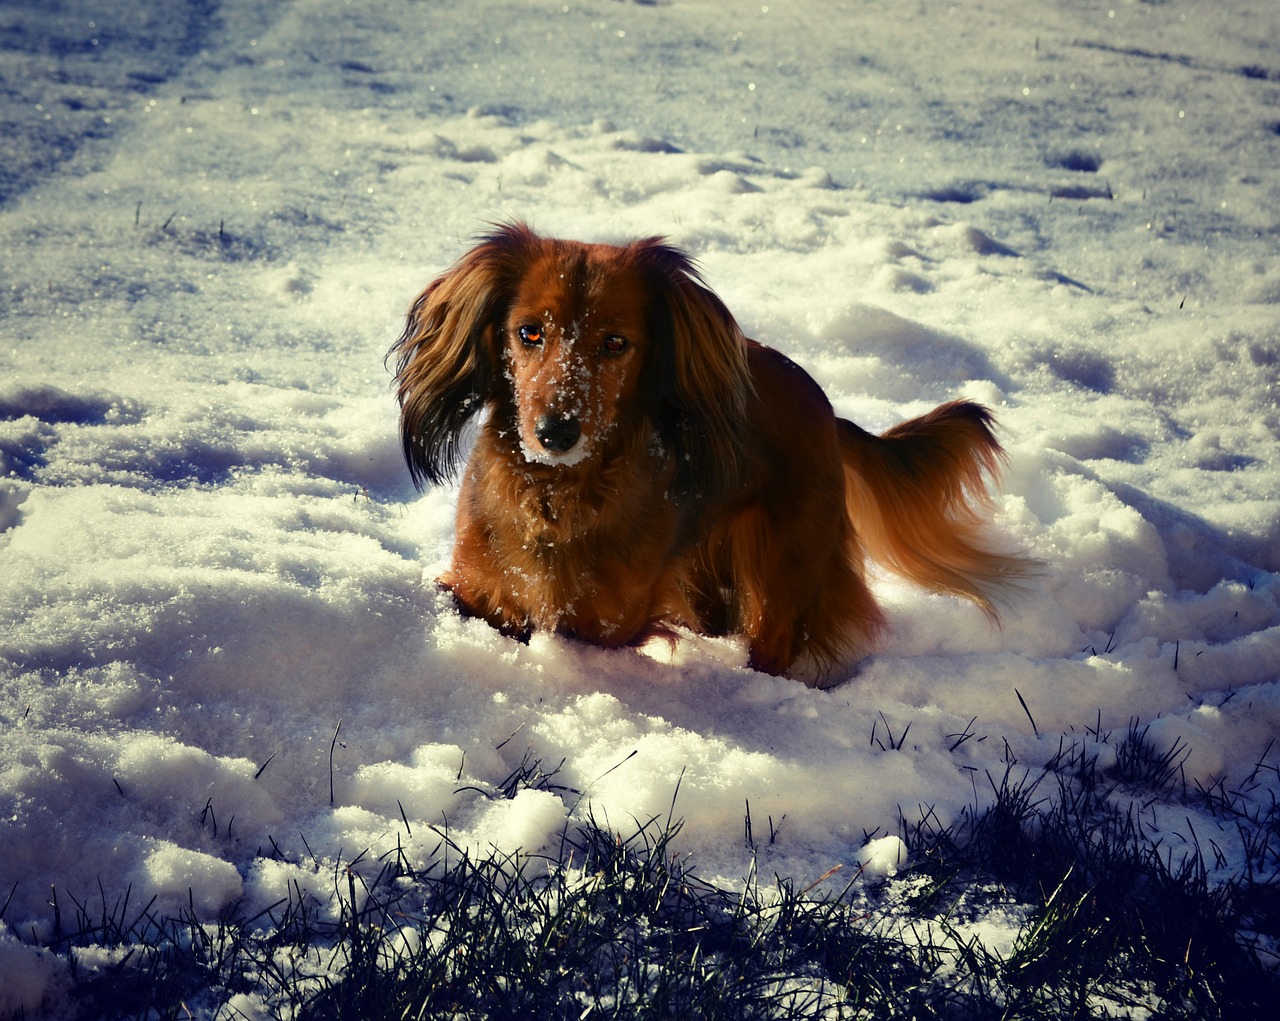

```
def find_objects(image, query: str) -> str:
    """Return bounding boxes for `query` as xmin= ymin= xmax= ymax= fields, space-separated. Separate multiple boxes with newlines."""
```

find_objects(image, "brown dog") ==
xmin=390 ymin=223 xmax=1028 ymax=684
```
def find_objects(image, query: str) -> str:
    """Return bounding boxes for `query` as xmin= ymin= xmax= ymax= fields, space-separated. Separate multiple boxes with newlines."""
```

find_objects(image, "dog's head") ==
xmin=499 ymin=235 xmax=654 ymax=469
xmin=389 ymin=222 xmax=750 ymax=499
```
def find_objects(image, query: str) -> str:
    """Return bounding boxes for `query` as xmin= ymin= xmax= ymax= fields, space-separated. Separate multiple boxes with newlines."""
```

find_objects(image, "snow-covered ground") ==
xmin=2 ymin=0 xmax=1277 ymax=1010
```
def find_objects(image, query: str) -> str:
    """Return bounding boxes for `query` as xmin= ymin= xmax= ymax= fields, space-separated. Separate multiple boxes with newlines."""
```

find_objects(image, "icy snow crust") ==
xmin=1 ymin=0 xmax=1278 ymax=1010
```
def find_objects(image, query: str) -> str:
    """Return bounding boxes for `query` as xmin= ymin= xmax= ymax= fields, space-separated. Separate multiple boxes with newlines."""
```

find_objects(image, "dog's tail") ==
xmin=839 ymin=401 xmax=1034 ymax=615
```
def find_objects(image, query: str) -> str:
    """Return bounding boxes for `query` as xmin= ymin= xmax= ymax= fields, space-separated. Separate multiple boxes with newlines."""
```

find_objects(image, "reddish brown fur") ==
xmin=389 ymin=223 xmax=1031 ymax=685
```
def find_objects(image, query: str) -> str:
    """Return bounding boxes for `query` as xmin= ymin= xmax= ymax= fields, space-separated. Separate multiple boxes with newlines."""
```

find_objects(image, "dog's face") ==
xmin=390 ymin=222 xmax=750 ymax=497
xmin=502 ymin=245 xmax=651 ymax=467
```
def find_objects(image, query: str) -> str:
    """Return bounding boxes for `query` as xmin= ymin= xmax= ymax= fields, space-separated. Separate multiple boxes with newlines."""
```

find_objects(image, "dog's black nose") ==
xmin=535 ymin=414 xmax=582 ymax=453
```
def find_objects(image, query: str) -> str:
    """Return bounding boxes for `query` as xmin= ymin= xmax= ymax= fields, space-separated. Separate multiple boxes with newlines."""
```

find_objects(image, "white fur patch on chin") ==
xmin=519 ymin=435 xmax=592 ymax=467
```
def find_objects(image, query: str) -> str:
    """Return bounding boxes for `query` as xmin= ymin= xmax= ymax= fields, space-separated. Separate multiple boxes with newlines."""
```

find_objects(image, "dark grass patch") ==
xmin=904 ymin=741 xmax=1280 ymax=1020
xmin=32 ymin=721 xmax=1280 ymax=1020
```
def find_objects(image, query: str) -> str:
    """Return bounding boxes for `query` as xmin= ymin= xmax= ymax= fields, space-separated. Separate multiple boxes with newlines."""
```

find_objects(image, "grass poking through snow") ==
xmin=32 ymin=717 xmax=1280 ymax=1020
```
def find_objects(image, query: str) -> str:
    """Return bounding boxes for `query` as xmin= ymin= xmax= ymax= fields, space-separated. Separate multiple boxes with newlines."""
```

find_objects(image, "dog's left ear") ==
xmin=634 ymin=239 xmax=751 ymax=501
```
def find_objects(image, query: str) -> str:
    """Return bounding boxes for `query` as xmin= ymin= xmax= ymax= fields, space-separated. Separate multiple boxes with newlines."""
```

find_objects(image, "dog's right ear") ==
xmin=387 ymin=224 xmax=534 ymax=487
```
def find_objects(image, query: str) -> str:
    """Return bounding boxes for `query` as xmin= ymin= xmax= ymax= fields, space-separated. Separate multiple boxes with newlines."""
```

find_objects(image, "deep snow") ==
xmin=1 ymin=0 xmax=1278 ymax=1012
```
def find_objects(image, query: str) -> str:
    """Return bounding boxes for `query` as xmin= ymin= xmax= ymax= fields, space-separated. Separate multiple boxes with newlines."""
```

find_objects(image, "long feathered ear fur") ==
xmin=633 ymin=238 xmax=752 ymax=502
xmin=387 ymin=224 xmax=534 ymax=488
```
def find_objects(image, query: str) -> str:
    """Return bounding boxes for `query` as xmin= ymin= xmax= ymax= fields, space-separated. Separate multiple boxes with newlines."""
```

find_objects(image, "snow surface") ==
xmin=1 ymin=0 xmax=1278 ymax=1011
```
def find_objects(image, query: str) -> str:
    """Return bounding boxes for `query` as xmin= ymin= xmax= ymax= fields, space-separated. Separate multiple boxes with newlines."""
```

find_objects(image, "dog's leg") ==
xmin=722 ymin=493 xmax=885 ymax=682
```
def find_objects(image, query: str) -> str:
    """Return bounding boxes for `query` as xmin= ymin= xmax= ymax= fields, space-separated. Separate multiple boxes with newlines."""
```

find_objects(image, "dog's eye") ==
xmin=602 ymin=334 xmax=628 ymax=354
xmin=518 ymin=324 xmax=544 ymax=347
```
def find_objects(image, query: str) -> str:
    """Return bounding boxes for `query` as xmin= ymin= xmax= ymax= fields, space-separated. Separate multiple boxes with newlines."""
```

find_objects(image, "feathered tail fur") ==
xmin=840 ymin=400 xmax=1033 ymax=614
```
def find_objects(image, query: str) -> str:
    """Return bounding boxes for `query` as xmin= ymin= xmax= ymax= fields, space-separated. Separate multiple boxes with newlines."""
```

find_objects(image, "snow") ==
xmin=1 ymin=0 xmax=1278 ymax=1011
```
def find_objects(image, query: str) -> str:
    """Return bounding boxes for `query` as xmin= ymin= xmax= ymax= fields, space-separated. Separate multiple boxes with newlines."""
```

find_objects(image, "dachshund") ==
xmin=389 ymin=222 xmax=1030 ymax=685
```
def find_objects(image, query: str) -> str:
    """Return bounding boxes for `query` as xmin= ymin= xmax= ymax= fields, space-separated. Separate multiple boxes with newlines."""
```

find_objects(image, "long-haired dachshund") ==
xmin=390 ymin=223 xmax=1029 ymax=685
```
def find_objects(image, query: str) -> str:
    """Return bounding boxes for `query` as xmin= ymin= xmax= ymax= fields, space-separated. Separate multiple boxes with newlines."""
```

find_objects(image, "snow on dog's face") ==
xmin=502 ymin=245 xmax=648 ymax=467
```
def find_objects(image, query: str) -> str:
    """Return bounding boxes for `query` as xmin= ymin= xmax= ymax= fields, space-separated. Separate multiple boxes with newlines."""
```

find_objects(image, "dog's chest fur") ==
xmin=452 ymin=424 xmax=698 ymax=640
